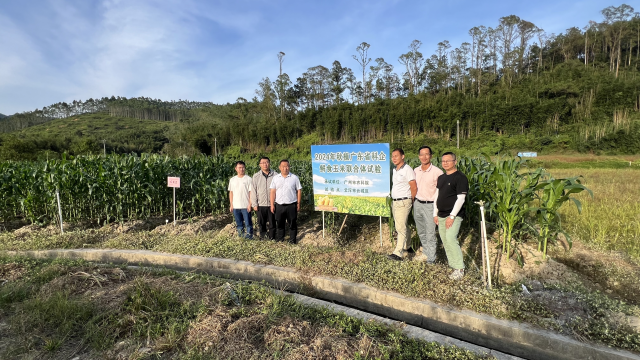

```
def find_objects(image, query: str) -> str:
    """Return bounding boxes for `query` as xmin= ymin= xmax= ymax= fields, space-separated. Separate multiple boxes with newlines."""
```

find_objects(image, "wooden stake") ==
xmin=337 ymin=214 xmax=348 ymax=236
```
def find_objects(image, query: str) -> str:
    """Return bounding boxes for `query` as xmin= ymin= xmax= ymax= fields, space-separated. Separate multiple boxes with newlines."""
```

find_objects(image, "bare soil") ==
xmin=0 ymin=263 xmax=27 ymax=283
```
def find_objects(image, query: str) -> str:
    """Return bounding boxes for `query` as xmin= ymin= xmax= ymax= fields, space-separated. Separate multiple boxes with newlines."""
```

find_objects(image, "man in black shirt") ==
xmin=433 ymin=152 xmax=468 ymax=280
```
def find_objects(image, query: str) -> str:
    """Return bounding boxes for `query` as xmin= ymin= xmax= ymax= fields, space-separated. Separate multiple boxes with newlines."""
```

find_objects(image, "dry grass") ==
xmin=0 ymin=259 xmax=482 ymax=360
xmin=550 ymin=168 xmax=640 ymax=260
xmin=538 ymin=154 xmax=640 ymax=163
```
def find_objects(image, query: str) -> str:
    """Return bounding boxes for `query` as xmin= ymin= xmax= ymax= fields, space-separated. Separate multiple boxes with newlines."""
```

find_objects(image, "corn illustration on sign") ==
xmin=311 ymin=144 xmax=391 ymax=217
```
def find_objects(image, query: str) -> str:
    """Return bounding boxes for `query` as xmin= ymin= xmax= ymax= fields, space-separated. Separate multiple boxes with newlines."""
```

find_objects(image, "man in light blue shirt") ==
xmin=270 ymin=159 xmax=302 ymax=243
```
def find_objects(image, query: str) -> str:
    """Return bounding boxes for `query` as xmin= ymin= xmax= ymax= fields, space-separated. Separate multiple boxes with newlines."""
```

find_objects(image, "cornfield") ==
xmin=1 ymin=152 xmax=586 ymax=258
xmin=0 ymin=154 xmax=312 ymax=224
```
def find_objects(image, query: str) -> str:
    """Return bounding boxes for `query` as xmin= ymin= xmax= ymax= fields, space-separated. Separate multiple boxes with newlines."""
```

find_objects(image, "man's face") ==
xmin=418 ymin=148 xmax=432 ymax=166
xmin=391 ymin=151 xmax=404 ymax=166
xmin=279 ymin=161 xmax=290 ymax=175
xmin=441 ymin=155 xmax=456 ymax=171
xmin=259 ymin=159 xmax=270 ymax=172
xmin=235 ymin=164 xmax=245 ymax=176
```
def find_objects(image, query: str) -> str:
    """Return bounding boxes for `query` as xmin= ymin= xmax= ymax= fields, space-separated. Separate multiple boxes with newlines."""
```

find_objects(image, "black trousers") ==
xmin=275 ymin=203 xmax=298 ymax=243
xmin=257 ymin=206 xmax=276 ymax=239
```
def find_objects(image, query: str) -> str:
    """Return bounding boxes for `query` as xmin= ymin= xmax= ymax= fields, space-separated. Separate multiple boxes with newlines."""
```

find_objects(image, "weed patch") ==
xmin=0 ymin=257 xmax=486 ymax=359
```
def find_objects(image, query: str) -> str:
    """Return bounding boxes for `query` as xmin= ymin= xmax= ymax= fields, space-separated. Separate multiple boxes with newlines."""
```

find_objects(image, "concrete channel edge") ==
xmin=5 ymin=249 xmax=639 ymax=360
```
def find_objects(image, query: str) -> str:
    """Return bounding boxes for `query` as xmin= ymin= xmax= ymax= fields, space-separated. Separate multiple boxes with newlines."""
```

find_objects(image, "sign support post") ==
xmin=56 ymin=189 xmax=64 ymax=234
xmin=379 ymin=216 xmax=382 ymax=247
xmin=322 ymin=211 xmax=325 ymax=238
xmin=476 ymin=201 xmax=492 ymax=290
xmin=167 ymin=177 xmax=181 ymax=227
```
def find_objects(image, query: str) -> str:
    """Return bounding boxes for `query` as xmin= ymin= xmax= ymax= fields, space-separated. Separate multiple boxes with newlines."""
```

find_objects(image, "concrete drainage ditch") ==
xmin=5 ymin=249 xmax=640 ymax=360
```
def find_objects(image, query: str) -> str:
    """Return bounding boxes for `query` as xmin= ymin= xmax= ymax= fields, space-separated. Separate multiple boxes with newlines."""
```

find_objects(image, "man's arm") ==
xmin=296 ymin=177 xmax=302 ymax=212
xmin=251 ymin=176 xmax=258 ymax=210
xmin=450 ymin=195 xmax=466 ymax=217
xmin=229 ymin=191 xmax=233 ymax=213
xmin=445 ymin=194 xmax=466 ymax=229
xmin=432 ymin=189 xmax=439 ymax=224
xmin=409 ymin=180 xmax=417 ymax=201
xmin=270 ymin=189 xmax=276 ymax=213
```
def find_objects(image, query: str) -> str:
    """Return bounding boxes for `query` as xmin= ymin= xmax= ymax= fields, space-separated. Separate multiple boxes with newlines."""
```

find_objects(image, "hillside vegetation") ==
xmin=0 ymin=113 xmax=178 ymax=160
xmin=1 ymin=4 xmax=639 ymax=160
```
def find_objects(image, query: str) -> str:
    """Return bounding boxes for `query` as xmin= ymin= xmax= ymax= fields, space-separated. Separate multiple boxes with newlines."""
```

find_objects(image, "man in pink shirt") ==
xmin=412 ymin=146 xmax=443 ymax=264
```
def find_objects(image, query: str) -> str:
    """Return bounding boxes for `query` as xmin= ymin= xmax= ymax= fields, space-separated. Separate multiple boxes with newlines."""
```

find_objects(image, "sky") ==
xmin=0 ymin=0 xmax=613 ymax=115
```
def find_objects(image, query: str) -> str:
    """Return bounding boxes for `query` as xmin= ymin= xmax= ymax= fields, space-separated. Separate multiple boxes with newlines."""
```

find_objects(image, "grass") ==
xmin=531 ymin=154 xmax=640 ymax=169
xmin=2 ymin=226 xmax=640 ymax=352
xmin=0 ymin=256 xmax=484 ymax=359
xmin=550 ymin=168 xmax=640 ymax=259
xmin=1 ymin=166 xmax=640 ymax=352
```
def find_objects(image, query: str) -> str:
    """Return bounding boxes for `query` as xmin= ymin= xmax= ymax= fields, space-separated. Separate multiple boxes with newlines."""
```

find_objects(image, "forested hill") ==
xmin=2 ymin=4 xmax=640 ymax=160
xmin=0 ymin=113 xmax=7 ymax=120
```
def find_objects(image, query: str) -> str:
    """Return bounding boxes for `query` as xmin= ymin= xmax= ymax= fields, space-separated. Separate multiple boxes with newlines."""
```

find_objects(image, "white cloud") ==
xmin=313 ymin=174 xmax=326 ymax=184
xmin=368 ymin=192 xmax=390 ymax=198
xmin=0 ymin=0 xmax=610 ymax=115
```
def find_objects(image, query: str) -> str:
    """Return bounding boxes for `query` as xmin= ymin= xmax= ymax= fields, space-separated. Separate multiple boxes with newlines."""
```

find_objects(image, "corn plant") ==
xmin=0 ymin=154 xmax=314 ymax=225
xmin=531 ymin=176 xmax=592 ymax=259
xmin=482 ymin=157 xmax=543 ymax=256
xmin=457 ymin=155 xmax=492 ymax=223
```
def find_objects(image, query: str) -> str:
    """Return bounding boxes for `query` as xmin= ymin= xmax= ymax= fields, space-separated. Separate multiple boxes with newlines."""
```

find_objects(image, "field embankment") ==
xmin=0 ymin=257 xmax=490 ymax=359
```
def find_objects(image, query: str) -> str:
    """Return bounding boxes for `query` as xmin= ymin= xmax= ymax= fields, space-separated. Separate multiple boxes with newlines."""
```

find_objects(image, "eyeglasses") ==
xmin=441 ymin=160 xmax=455 ymax=163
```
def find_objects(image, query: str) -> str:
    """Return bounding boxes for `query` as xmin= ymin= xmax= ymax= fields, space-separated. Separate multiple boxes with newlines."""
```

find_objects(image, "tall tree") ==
xmin=303 ymin=65 xmax=331 ymax=109
xmin=398 ymin=40 xmax=426 ymax=94
xmin=277 ymin=52 xmax=286 ymax=122
xmin=255 ymin=77 xmax=277 ymax=124
xmin=602 ymin=4 xmax=635 ymax=77
xmin=353 ymin=42 xmax=372 ymax=104
xmin=498 ymin=15 xmax=521 ymax=87
xmin=329 ymin=60 xmax=350 ymax=104
xmin=517 ymin=20 xmax=536 ymax=75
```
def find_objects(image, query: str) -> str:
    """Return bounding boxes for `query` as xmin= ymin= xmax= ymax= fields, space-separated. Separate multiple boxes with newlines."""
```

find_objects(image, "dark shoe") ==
xmin=386 ymin=254 xmax=403 ymax=261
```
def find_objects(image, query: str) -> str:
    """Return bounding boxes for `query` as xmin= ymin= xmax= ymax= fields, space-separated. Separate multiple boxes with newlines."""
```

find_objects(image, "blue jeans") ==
xmin=233 ymin=209 xmax=253 ymax=239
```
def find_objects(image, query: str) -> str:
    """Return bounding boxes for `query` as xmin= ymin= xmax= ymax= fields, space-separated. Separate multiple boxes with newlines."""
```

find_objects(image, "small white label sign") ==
xmin=167 ymin=177 xmax=180 ymax=188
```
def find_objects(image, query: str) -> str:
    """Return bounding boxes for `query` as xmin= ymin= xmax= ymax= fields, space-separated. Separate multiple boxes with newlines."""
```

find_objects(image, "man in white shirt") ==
xmin=413 ymin=146 xmax=443 ymax=264
xmin=270 ymin=159 xmax=302 ymax=244
xmin=228 ymin=161 xmax=253 ymax=239
xmin=387 ymin=148 xmax=417 ymax=261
